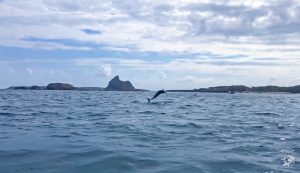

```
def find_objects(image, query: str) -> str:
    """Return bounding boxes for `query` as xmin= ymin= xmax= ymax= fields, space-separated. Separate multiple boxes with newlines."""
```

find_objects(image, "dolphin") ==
xmin=147 ymin=89 xmax=166 ymax=103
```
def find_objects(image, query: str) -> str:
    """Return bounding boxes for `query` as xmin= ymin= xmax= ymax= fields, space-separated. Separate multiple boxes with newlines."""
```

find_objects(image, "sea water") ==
xmin=0 ymin=90 xmax=299 ymax=173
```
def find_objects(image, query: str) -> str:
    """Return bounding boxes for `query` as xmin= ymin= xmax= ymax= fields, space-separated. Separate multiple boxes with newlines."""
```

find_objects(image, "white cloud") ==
xmin=184 ymin=75 xmax=197 ymax=81
xmin=0 ymin=0 xmax=300 ymax=60
xmin=101 ymin=64 xmax=112 ymax=77
xmin=1 ymin=56 xmax=300 ymax=89
xmin=0 ymin=0 xmax=300 ymax=89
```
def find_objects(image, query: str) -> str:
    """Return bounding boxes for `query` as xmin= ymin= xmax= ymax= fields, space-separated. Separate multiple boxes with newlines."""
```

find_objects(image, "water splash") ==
xmin=282 ymin=155 xmax=295 ymax=167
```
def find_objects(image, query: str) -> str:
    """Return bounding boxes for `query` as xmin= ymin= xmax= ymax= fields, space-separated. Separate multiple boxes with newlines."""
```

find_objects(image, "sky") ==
xmin=0 ymin=0 xmax=300 ymax=90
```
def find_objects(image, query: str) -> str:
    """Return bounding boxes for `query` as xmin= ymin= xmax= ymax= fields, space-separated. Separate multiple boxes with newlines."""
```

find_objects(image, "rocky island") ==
xmin=105 ymin=75 xmax=147 ymax=91
xmin=105 ymin=75 xmax=135 ymax=91
xmin=5 ymin=76 xmax=300 ymax=93
xmin=46 ymin=83 xmax=76 ymax=90
xmin=168 ymin=85 xmax=300 ymax=93
xmin=7 ymin=83 xmax=101 ymax=91
xmin=6 ymin=75 xmax=146 ymax=91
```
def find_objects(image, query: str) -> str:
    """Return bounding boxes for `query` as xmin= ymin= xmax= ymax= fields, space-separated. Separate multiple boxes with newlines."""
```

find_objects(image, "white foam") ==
xmin=282 ymin=155 xmax=295 ymax=167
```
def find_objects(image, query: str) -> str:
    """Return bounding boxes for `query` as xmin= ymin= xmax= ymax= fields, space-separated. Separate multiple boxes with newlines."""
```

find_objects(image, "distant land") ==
xmin=7 ymin=84 xmax=104 ymax=91
xmin=104 ymin=75 xmax=147 ymax=91
xmin=7 ymin=75 xmax=147 ymax=91
xmin=6 ymin=75 xmax=300 ymax=93
xmin=168 ymin=85 xmax=300 ymax=93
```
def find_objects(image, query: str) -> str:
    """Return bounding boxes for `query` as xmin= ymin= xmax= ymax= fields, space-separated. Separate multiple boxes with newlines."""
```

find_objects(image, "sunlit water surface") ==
xmin=0 ymin=90 xmax=299 ymax=173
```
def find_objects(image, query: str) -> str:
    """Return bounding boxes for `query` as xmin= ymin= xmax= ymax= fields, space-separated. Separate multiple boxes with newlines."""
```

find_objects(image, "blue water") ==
xmin=0 ymin=90 xmax=299 ymax=173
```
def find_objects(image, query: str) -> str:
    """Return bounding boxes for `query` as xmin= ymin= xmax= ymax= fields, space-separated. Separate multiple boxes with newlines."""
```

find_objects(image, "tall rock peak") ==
xmin=105 ymin=75 xmax=135 ymax=91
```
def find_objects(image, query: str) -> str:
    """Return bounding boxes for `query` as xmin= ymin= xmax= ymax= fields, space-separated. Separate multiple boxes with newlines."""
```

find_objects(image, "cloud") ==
xmin=1 ymin=56 xmax=300 ymax=89
xmin=101 ymin=64 xmax=112 ymax=77
xmin=184 ymin=75 xmax=197 ymax=81
xmin=183 ymin=75 xmax=213 ymax=83
xmin=1 ymin=0 xmax=300 ymax=54
xmin=0 ymin=0 xmax=300 ymax=89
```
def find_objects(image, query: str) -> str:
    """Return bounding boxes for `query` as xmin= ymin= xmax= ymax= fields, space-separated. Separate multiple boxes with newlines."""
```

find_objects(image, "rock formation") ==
xmin=105 ymin=75 xmax=135 ymax=91
xmin=30 ymin=85 xmax=42 ymax=90
xmin=46 ymin=83 xmax=75 ymax=90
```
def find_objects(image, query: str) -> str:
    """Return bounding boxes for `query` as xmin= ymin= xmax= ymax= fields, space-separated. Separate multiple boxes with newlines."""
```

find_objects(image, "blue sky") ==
xmin=1 ymin=0 xmax=300 ymax=90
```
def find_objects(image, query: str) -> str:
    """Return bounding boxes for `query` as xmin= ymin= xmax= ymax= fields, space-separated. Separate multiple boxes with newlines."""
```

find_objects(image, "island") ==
xmin=168 ymin=85 xmax=300 ymax=93
xmin=6 ymin=75 xmax=146 ymax=91
xmin=7 ymin=83 xmax=103 ymax=91
xmin=46 ymin=83 xmax=76 ymax=90
xmin=105 ymin=75 xmax=135 ymax=91
xmin=104 ymin=75 xmax=147 ymax=91
xmin=5 ymin=76 xmax=300 ymax=93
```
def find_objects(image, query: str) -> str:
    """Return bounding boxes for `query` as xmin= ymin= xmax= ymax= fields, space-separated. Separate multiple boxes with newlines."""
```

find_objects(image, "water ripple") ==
xmin=0 ymin=91 xmax=299 ymax=172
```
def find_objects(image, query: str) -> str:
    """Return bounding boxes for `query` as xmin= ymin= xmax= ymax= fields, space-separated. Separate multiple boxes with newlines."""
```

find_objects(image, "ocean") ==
xmin=0 ymin=90 xmax=299 ymax=173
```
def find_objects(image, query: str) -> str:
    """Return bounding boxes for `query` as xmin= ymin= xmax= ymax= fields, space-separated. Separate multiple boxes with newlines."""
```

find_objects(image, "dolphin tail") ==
xmin=147 ymin=98 xmax=151 ymax=103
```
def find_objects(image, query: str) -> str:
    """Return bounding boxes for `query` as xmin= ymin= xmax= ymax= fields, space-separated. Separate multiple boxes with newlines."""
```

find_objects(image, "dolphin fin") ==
xmin=147 ymin=98 xmax=151 ymax=103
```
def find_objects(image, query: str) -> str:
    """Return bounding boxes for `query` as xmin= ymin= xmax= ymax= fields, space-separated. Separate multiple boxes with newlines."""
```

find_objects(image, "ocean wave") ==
xmin=1 ymin=91 xmax=299 ymax=173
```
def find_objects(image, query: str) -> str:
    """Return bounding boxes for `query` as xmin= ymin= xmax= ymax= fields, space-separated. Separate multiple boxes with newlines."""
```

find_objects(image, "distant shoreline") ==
xmin=166 ymin=90 xmax=296 ymax=94
xmin=168 ymin=85 xmax=300 ymax=94
xmin=4 ymin=75 xmax=300 ymax=93
xmin=5 ymin=84 xmax=300 ymax=93
xmin=3 ymin=89 xmax=298 ymax=94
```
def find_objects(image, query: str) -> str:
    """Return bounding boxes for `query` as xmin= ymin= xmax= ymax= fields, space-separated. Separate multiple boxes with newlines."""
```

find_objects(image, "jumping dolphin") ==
xmin=147 ymin=89 xmax=166 ymax=103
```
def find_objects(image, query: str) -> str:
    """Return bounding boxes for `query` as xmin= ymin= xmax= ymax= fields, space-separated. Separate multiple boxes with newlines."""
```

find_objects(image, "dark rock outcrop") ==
xmin=8 ymin=85 xmax=45 ymax=90
xmin=192 ymin=85 xmax=300 ymax=93
xmin=288 ymin=85 xmax=300 ymax=93
xmin=168 ymin=85 xmax=300 ymax=93
xmin=105 ymin=75 xmax=135 ymax=91
xmin=30 ymin=85 xmax=42 ymax=90
xmin=7 ymin=86 xmax=31 ymax=90
xmin=46 ymin=83 xmax=75 ymax=90
xmin=251 ymin=85 xmax=300 ymax=93
xmin=196 ymin=85 xmax=251 ymax=93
